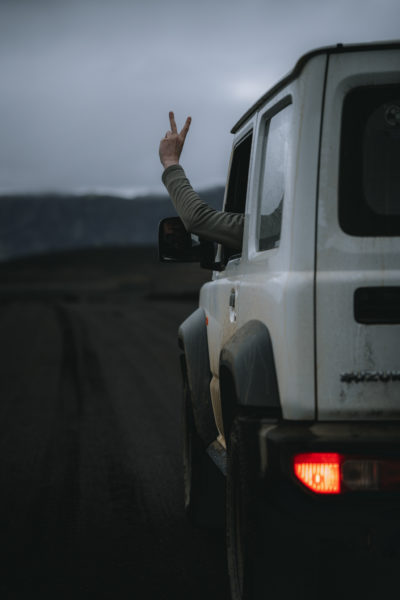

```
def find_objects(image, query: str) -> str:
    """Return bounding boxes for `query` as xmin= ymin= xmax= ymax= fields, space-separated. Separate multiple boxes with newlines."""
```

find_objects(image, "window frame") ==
xmin=253 ymin=96 xmax=293 ymax=254
xmin=338 ymin=83 xmax=400 ymax=237
xmin=219 ymin=125 xmax=254 ymax=266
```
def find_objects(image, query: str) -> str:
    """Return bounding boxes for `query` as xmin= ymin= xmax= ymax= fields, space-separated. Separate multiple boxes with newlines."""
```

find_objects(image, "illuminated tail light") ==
xmin=293 ymin=453 xmax=400 ymax=494
xmin=294 ymin=453 xmax=341 ymax=494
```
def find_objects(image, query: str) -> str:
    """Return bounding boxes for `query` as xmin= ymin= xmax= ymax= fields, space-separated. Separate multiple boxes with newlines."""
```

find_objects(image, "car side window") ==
xmin=222 ymin=132 xmax=252 ymax=263
xmin=257 ymin=103 xmax=292 ymax=251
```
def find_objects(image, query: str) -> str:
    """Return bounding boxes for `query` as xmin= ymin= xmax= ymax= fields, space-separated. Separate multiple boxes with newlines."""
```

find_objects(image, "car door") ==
xmin=232 ymin=54 xmax=327 ymax=421
xmin=200 ymin=121 xmax=254 ymax=443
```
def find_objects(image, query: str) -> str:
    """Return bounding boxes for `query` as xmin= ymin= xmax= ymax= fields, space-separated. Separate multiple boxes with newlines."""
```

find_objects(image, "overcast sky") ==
xmin=1 ymin=0 xmax=399 ymax=195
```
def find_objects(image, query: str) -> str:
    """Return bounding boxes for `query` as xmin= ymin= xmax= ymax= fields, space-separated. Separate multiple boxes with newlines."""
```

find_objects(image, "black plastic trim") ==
xmin=178 ymin=308 xmax=218 ymax=447
xmin=219 ymin=320 xmax=281 ymax=411
xmin=258 ymin=419 xmax=400 ymax=522
xmin=354 ymin=287 xmax=400 ymax=324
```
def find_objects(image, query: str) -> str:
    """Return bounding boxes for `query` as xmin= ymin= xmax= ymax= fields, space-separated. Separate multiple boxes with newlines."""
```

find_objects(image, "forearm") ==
xmin=162 ymin=164 xmax=243 ymax=250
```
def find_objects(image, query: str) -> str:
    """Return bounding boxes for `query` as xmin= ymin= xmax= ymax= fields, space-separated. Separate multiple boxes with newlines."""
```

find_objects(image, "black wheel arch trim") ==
xmin=178 ymin=308 xmax=219 ymax=447
xmin=219 ymin=320 xmax=281 ymax=413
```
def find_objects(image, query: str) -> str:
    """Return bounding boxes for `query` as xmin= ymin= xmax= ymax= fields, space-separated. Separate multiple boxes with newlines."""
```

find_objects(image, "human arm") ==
xmin=162 ymin=164 xmax=243 ymax=250
xmin=159 ymin=112 xmax=244 ymax=250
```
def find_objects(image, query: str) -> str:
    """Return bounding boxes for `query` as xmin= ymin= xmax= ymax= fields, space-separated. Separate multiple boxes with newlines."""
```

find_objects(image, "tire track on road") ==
xmin=0 ymin=296 xmax=230 ymax=599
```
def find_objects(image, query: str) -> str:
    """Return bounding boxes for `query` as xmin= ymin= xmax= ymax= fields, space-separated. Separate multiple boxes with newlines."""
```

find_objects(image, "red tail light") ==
xmin=293 ymin=452 xmax=400 ymax=494
xmin=294 ymin=453 xmax=342 ymax=494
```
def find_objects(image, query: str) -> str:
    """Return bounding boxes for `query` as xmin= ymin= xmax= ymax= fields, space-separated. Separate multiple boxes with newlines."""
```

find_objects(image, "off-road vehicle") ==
xmin=159 ymin=41 xmax=400 ymax=599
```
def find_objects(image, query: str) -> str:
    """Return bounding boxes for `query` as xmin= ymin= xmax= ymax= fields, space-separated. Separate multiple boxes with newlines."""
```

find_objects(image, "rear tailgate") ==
xmin=315 ymin=48 xmax=400 ymax=419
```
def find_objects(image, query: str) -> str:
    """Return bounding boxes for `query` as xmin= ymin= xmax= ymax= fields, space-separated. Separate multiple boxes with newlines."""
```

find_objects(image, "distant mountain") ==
xmin=0 ymin=187 xmax=224 ymax=261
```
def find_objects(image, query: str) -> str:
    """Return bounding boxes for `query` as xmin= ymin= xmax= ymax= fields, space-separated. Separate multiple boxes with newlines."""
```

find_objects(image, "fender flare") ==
xmin=219 ymin=320 xmax=281 ymax=421
xmin=178 ymin=308 xmax=218 ymax=447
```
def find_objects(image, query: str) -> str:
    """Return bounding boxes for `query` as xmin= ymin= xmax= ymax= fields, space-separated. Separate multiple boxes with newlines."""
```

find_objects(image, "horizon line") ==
xmin=0 ymin=180 xmax=226 ymax=200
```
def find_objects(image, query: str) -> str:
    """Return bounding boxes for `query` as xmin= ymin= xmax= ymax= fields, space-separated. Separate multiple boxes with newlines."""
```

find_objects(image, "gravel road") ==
xmin=0 ymin=256 xmax=230 ymax=599
xmin=1 ymin=247 xmax=400 ymax=599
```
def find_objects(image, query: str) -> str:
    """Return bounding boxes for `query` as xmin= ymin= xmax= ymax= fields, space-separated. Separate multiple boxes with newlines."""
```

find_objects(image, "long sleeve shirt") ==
xmin=162 ymin=164 xmax=244 ymax=250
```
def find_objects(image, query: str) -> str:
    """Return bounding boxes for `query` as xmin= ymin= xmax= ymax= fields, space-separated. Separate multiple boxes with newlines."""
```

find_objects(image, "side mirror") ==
xmin=158 ymin=217 xmax=222 ymax=270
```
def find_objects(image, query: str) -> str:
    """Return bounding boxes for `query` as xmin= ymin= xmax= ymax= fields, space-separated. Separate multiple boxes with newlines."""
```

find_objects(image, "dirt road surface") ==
xmin=0 ymin=248 xmax=230 ymax=599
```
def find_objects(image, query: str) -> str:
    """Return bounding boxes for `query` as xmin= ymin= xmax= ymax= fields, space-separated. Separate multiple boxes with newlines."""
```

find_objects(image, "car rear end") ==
xmin=257 ymin=43 xmax=400 ymax=588
xmin=315 ymin=43 xmax=400 ymax=422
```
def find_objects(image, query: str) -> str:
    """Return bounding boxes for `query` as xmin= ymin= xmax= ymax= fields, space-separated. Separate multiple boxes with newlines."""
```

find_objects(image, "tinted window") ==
xmin=339 ymin=84 xmax=400 ymax=236
xmin=222 ymin=132 xmax=252 ymax=261
xmin=225 ymin=133 xmax=252 ymax=214
xmin=257 ymin=103 xmax=292 ymax=251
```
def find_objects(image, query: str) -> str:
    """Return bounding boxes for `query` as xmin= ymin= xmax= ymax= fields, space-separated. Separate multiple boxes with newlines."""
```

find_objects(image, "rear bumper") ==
xmin=252 ymin=419 xmax=400 ymax=535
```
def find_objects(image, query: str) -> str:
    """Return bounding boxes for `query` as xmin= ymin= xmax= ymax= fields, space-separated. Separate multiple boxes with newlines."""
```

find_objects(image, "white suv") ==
xmin=160 ymin=41 xmax=400 ymax=600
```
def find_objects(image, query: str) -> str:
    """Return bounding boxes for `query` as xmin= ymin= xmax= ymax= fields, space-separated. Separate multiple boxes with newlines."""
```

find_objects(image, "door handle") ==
xmin=229 ymin=289 xmax=237 ymax=323
xmin=229 ymin=289 xmax=236 ymax=309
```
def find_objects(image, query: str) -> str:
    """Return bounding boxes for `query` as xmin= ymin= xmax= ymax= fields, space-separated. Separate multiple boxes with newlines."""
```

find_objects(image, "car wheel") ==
xmin=227 ymin=416 xmax=321 ymax=600
xmin=226 ymin=417 xmax=255 ymax=600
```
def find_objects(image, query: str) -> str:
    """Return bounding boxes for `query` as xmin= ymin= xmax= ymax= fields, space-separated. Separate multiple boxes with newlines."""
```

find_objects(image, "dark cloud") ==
xmin=1 ymin=0 xmax=399 ymax=194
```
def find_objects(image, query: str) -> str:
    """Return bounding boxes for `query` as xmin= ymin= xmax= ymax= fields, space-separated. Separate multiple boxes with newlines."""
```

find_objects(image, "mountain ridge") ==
xmin=0 ymin=186 xmax=224 ymax=261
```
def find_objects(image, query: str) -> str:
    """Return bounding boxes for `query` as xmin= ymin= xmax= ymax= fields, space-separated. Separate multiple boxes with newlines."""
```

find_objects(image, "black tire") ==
xmin=226 ymin=417 xmax=321 ymax=600
xmin=182 ymin=376 xmax=225 ymax=528
xmin=226 ymin=417 xmax=257 ymax=600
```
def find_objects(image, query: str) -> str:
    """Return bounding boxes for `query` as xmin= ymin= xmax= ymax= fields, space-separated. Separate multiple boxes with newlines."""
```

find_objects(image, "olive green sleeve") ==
xmin=162 ymin=164 xmax=243 ymax=250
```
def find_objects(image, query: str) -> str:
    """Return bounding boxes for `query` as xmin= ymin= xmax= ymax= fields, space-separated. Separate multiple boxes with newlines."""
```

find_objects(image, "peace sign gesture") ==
xmin=159 ymin=111 xmax=192 ymax=169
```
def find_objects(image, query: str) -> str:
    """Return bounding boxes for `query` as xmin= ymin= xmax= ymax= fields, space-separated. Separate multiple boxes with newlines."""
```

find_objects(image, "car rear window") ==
xmin=339 ymin=84 xmax=400 ymax=236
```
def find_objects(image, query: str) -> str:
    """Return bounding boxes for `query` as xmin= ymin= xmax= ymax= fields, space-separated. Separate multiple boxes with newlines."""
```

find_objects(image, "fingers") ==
xmin=168 ymin=111 xmax=191 ymax=140
xmin=169 ymin=111 xmax=178 ymax=134
xmin=179 ymin=116 xmax=191 ymax=140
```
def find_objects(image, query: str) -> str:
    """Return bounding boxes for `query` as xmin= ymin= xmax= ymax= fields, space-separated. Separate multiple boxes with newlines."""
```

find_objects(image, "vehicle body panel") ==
xmin=316 ymin=49 xmax=400 ymax=420
xmin=200 ymin=55 xmax=328 ymax=430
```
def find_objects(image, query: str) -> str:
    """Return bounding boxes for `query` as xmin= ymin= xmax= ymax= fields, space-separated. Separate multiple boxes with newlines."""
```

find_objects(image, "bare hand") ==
xmin=159 ymin=111 xmax=191 ymax=169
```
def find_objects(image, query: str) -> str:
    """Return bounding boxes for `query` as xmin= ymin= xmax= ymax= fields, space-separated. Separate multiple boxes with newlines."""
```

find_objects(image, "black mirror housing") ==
xmin=158 ymin=217 xmax=222 ymax=270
